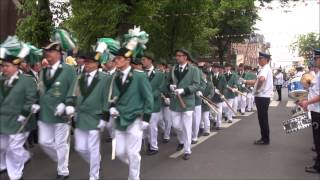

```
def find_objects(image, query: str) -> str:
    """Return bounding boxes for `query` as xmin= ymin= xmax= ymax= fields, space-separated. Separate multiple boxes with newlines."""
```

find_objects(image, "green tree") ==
xmin=207 ymin=0 xmax=258 ymax=65
xmin=290 ymin=32 xmax=320 ymax=60
xmin=16 ymin=0 xmax=53 ymax=47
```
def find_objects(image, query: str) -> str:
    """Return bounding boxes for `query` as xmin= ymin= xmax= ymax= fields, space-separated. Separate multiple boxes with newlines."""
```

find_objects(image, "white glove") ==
xmin=16 ymin=115 xmax=26 ymax=123
xmin=214 ymin=89 xmax=220 ymax=94
xmin=65 ymin=106 xmax=75 ymax=116
xmin=164 ymin=98 xmax=170 ymax=105
xmin=140 ymin=120 xmax=149 ymax=130
xmin=196 ymin=91 xmax=203 ymax=97
xmin=239 ymin=78 xmax=246 ymax=84
xmin=54 ymin=103 xmax=66 ymax=116
xmin=97 ymin=120 xmax=107 ymax=130
xmin=175 ymin=88 xmax=184 ymax=95
xmin=241 ymin=84 xmax=245 ymax=87
xmin=31 ymin=104 xmax=40 ymax=113
xmin=220 ymin=95 xmax=225 ymax=99
xmin=169 ymin=84 xmax=177 ymax=91
xmin=250 ymin=87 xmax=254 ymax=90
xmin=109 ymin=107 xmax=119 ymax=117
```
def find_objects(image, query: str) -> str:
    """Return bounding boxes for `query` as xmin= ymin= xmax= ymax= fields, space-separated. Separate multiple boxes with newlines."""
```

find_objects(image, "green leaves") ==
xmin=290 ymin=33 xmax=320 ymax=58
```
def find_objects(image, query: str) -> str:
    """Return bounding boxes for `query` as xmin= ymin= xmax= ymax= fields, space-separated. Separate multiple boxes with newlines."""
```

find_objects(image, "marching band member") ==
xmin=299 ymin=49 xmax=320 ymax=174
xmin=168 ymin=49 xmax=200 ymax=160
xmin=192 ymin=62 xmax=206 ymax=144
xmin=141 ymin=52 xmax=166 ymax=155
xmin=274 ymin=69 xmax=284 ymax=101
xmin=242 ymin=52 xmax=273 ymax=145
xmin=160 ymin=64 xmax=172 ymax=143
xmin=65 ymin=51 xmax=109 ymax=180
xmin=237 ymin=63 xmax=247 ymax=115
xmin=223 ymin=63 xmax=238 ymax=123
xmin=25 ymin=59 xmax=42 ymax=148
xmin=211 ymin=63 xmax=227 ymax=130
xmin=0 ymin=54 xmax=37 ymax=180
xmin=244 ymin=65 xmax=256 ymax=112
xmin=201 ymin=71 xmax=215 ymax=135
xmin=109 ymin=47 xmax=154 ymax=180
xmin=38 ymin=42 xmax=76 ymax=180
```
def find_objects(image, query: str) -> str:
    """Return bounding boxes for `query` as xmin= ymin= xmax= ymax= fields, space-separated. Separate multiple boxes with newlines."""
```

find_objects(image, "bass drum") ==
xmin=287 ymin=76 xmax=308 ymax=100
xmin=283 ymin=112 xmax=312 ymax=134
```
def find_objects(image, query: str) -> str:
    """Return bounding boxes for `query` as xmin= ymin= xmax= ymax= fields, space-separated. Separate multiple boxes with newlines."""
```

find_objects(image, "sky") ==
xmin=254 ymin=0 xmax=320 ymax=68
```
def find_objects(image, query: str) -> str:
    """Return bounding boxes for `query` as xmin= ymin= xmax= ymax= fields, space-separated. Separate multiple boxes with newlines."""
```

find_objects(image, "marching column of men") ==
xmin=0 ymin=37 xmax=275 ymax=180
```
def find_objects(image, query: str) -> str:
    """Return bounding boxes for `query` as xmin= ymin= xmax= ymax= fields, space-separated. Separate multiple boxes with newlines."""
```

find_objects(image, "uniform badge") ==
xmin=53 ymin=81 xmax=61 ymax=97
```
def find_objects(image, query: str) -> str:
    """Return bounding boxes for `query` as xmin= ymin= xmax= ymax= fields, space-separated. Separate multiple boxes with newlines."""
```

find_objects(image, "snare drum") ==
xmin=288 ymin=77 xmax=308 ymax=100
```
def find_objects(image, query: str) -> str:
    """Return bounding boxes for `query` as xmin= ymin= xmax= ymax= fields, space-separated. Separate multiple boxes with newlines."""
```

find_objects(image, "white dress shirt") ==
xmin=254 ymin=63 xmax=273 ymax=98
xmin=85 ymin=70 xmax=98 ymax=87
xmin=121 ymin=66 xmax=132 ymax=84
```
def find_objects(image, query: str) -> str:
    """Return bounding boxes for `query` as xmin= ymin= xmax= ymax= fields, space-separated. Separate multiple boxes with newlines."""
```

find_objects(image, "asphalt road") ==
xmin=1 ymin=88 xmax=319 ymax=180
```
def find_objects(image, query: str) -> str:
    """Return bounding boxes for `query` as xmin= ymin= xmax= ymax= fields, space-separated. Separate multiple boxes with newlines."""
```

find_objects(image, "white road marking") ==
xmin=169 ymin=118 xmax=242 ymax=158
xmin=236 ymin=112 xmax=254 ymax=117
xmin=269 ymin=101 xmax=280 ymax=107
xmin=286 ymin=100 xmax=296 ymax=107
xmin=169 ymin=132 xmax=218 ymax=158
xmin=220 ymin=118 xmax=241 ymax=128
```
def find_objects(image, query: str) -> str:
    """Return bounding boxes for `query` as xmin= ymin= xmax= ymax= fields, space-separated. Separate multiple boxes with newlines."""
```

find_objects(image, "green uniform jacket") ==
xmin=111 ymin=68 xmax=154 ymax=131
xmin=168 ymin=64 xmax=201 ymax=112
xmin=201 ymin=80 xmax=215 ymax=112
xmin=211 ymin=73 xmax=226 ymax=103
xmin=66 ymin=71 xmax=108 ymax=130
xmin=195 ymin=68 xmax=207 ymax=106
xmin=39 ymin=63 xmax=76 ymax=124
xmin=223 ymin=72 xmax=238 ymax=99
xmin=0 ymin=73 xmax=37 ymax=134
xmin=148 ymin=69 xmax=166 ymax=112
xmin=244 ymin=71 xmax=257 ymax=92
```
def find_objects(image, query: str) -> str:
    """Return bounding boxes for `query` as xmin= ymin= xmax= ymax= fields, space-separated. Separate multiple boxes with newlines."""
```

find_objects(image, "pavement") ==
xmin=1 ymin=88 xmax=319 ymax=180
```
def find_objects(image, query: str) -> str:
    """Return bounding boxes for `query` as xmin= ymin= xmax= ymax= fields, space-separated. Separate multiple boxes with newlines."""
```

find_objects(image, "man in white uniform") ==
xmin=243 ymin=52 xmax=273 ymax=145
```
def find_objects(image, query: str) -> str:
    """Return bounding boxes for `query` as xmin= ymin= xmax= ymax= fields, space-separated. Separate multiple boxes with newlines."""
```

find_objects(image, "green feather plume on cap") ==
xmin=95 ymin=38 xmax=120 ymax=62
xmin=51 ymin=28 xmax=77 ymax=51
xmin=122 ymin=26 xmax=149 ymax=58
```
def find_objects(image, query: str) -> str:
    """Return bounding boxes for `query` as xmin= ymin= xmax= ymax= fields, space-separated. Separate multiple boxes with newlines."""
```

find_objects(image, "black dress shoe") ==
xmin=203 ymin=132 xmax=210 ymax=136
xmin=183 ymin=153 xmax=191 ymax=160
xmin=253 ymin=139 xmax=269 ymax=145
xmin=241 ymin=112 xmax=245 ymax=115
xmin=162 ymin=139 xmax=169 ymax=144
xmin=191 ymin=140 xmax=198 ymax=144
xmin=305 ymin=166 xmax=320 ymax=174
xmin=147 ymin=149 xmax=159 ymax=156
xmin=215 ymin=127 xmax=222 ymax=131
xmin=227 ymin=120 xmax=233 ymax=123
xmin=176 ymin=144 xmax=184 ymax=151
xmin=311 ymin=147 xmax=316 ymax=152
xmin=56 ymin=174 xmax=69 ymax=180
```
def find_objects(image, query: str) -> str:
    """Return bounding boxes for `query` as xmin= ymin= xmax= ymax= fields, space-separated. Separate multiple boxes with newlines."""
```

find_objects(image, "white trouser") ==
xmin=239 ymin=93 xmax=247 ymax=113
xmin=106 ymin=117 xmax=115 ymax=139
xmin=192 ymin=105 xmax=202 ymax=141
xmin=115 ymin=119 xmax=146 ymax=180
xmin=74 ymin=129 xmax=101 ymax=180
xmin=247 ymin=92 xmax=254 ymax=111
xmin=232 ymin=97 xmax=238 ymax=116
xmin=161 ymin=106 xmax=172 ymax=140
xmin=215 ymin=102 xmax=223 ymax=127
xmin=157 ymin=111 xmax=165 ymax=132
xmin=171 ymin=111 xmax=193 ymax=154
xmin=0 ymin=133 xmax=30 ymax=180
xmin=149 ymin=112 xmax=160 ymax=150
xmin=38 ymin=121 xmax=70 ymax=176
xmin=225 ymin=98 xmax=235 ymax=120
xmin=202 ymin=111 xmax=210 ymax=133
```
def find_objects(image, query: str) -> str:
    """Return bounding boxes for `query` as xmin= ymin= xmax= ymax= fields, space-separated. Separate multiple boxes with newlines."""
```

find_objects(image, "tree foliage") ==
xmin=16 ymin=0 xmax=53 ymax=47
xmin=14 ymin=0 xmax=300 ymax=63
xmin=290 ymin=32 xmax=320 ymax=58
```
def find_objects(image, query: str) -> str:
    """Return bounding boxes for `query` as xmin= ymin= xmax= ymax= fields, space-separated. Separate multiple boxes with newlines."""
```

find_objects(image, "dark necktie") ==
xmin=179 ymin=67 xmax=183 ymax=73
xmin=46 ymin=67 xmax=52 ymax=79
xmin=84 ymin=74 xmax=90 ymax=87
